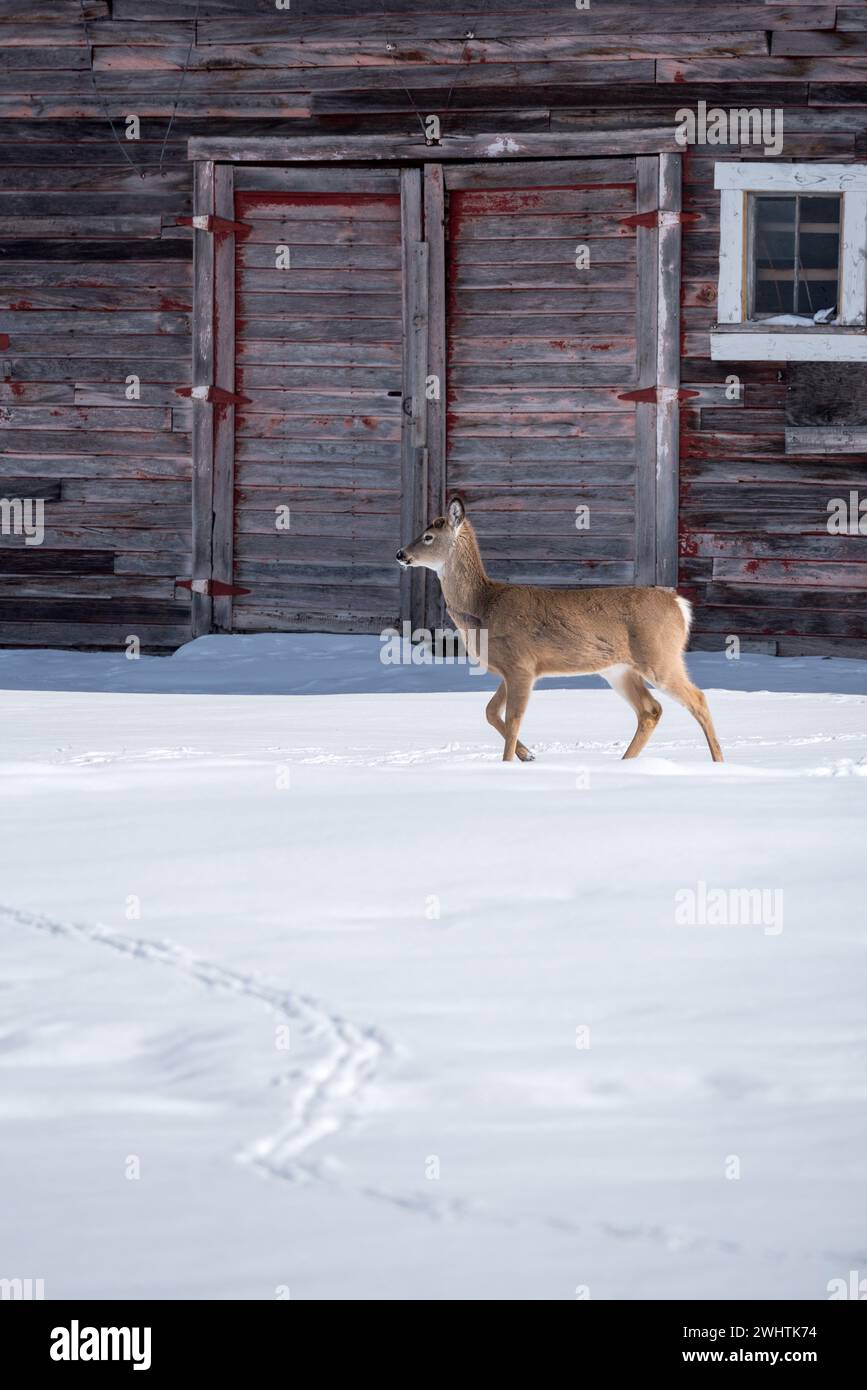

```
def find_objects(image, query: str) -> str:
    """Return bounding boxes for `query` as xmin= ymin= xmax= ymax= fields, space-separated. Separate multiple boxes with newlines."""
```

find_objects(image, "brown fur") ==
xmin=397 ymin=498 xmax=723 ymax=763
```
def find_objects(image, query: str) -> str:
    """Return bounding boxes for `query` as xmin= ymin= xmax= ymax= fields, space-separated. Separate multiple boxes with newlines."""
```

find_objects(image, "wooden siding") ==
xmin=232 ymin=172 xmax=404 ymax=633
xmin=0 ymin=150 xmax=193 ymax=649
xmin=1 ymin=2 xmax=866 ymax=654
xmin=679 ymin=144 xmax=867 ymax=659
xmin=445 ymin=160 xmax=640 ymax=587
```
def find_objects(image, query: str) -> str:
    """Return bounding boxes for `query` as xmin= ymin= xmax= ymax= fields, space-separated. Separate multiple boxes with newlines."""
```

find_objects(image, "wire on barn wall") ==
xmin=375 ymin=0 xmax=495 ymax=142
xmin=443 ymin=0 xmax=494 ymax=121
xmin=76 ymin=0 xmax=202 ymax=179
xmin=158 ymin=0 xmax=203 ymax=175
xmin=77 ymin=0 xmax=145 ymax=179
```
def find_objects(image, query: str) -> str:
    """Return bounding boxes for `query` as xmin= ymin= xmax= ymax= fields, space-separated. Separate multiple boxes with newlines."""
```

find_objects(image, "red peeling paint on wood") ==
xmin=235 ymin=191 xmax=399 ymax=218
xmin=684 ymin=436 xmax=713 ymax=460
xmin=448 ymin=184 xmax=634 ymax=237
xmin=456 ymin=184 xmax=634 ymax=217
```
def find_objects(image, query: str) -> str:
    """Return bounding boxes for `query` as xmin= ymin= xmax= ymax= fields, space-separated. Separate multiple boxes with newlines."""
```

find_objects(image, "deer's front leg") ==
xmin=485 ymin=681 xmax=534 ymax=762
xmin=502 ymin=672 xmax=535 ymax=763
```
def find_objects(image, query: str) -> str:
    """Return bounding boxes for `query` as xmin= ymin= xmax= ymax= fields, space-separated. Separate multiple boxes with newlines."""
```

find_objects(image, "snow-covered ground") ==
xmin=1 ymin=634 xmax=865 ymax=1301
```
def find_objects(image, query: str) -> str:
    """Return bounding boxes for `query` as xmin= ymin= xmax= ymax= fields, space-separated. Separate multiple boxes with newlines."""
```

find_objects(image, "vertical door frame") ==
xmin=423 ymin=163 xmax=447 ymax=634
xmin=634 ymin=152 xmax=683 ymax=587
xmin=190 ymin=159 xmax=238 ymax=636
xmin=190 ymin=160 xmax=215 ymax=637
xmin=656 ymin=152 xmax=682 ymax=588
xmin=634 ymin=156 xmax=660 ymax=588
xmin=399 ymin=168 xmax=429 ymax=629
xmin=211 ymin=162 xmax=238 ymax=632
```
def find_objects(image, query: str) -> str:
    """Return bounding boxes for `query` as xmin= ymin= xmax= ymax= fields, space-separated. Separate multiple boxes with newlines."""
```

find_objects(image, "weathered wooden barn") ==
xmin=2 ymin=0 xmax=867 ymax=657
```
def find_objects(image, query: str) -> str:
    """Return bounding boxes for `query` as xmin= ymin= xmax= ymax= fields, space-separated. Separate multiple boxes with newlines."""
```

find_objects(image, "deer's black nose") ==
xmin=396 ymin=549 xmax=407 ymax=562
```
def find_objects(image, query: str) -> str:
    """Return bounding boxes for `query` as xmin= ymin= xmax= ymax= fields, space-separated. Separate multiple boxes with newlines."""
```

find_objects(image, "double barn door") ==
xmin=190 ymin=155 xmax=681 ymax=636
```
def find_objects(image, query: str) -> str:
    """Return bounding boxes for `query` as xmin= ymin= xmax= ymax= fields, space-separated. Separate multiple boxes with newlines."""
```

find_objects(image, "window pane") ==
xmin=796 ymin=194 xmax=840 ymax=317
xmin=753 ymin=196 xmax=796 ymax=315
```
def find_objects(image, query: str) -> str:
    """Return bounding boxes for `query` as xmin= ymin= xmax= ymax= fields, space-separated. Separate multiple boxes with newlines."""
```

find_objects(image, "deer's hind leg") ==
xmin=653 ymin=657 xmax=724 ymax=763
xmin=603 ymin=664 xmax=662 ymax=760
xmin=486 ymin=679 xmax=535 ymax=762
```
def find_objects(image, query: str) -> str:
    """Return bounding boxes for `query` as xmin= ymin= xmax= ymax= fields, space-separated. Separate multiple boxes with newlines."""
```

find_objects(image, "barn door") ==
xmin=191 ymin=155 xmax=679 ymax=638
xmin=433 ymin=156 xmax=681 ymax=604
xmin=198 ymin=164 xmax=426 ymax=636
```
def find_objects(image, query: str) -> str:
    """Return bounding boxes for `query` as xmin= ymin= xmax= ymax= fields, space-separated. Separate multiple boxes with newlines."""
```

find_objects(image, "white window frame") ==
xmin=711 ymin=162 xmax=867 ymax=362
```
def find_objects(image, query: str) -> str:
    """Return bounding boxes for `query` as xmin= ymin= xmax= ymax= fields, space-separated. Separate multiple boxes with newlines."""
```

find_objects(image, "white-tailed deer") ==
xmin=397 ymin=498 xmax=723 ymax=763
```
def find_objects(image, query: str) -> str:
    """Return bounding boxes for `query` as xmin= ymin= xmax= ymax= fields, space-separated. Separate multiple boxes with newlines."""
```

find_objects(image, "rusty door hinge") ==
xmin=618 ymin=209 xmax=700 ymax=229
xmin=175 ymin=385 xmax=250 ymax=406
xmin=178 ymin=214 xmax=250 ymax=234
xmin=177 ymin=577 xmax=251 ymax=598
xmin=617 ymin=386 xmax=700 ymax=404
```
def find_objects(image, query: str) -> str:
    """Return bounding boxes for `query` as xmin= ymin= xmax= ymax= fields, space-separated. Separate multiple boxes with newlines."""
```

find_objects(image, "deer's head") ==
xmin=396 ymin=496 xmax=466 ymax=573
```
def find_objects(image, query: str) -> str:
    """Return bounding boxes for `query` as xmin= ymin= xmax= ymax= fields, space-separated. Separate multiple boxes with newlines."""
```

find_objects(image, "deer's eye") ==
xmin=423 ymin=533 xmax=434 ymax=544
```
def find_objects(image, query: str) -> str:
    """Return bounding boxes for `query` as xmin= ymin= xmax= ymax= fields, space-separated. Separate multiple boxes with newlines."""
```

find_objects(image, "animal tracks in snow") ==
xmin=0 ymin=903 xmax=390 ymax=1186
xmin=0 ymin=903 xmax=830 ymax=1264
xmin=1 ymin=905 xmax=568 ymax=1231
xmin=0 ymin=903 xmax=561 ymax=1232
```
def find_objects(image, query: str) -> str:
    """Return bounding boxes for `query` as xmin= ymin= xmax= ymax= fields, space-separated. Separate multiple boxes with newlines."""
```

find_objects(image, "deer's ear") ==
xmin=447 ymin=497 xmax=465 ymax=530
